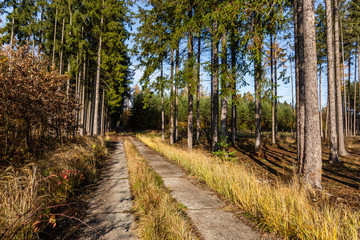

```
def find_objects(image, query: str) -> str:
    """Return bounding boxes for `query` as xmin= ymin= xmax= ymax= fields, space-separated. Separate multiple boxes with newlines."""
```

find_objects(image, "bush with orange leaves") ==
xmin=0 ymin=45 xmax=79 ymax=159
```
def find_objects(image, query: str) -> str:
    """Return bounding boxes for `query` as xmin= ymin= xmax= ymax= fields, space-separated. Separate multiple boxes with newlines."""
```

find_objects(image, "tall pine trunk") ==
xmin=59 ymin=17 xmax=65 ymax=74
xmin=295 ymin=0 xmax=305 ymax=172
xmin=175 ymin=42 xmax=180 ymax=142
xmin=254 ymin=16 xmax=262 ymax=154
xmin=52 ymin=7 xmax=58 ymax=67
xmin=220 ymin=31 xmax=228 ymax=142
xmin=196 ymin=37 xmax=201 ymax=143
xmin=325 ymin=0 xmax=340 ymax=163
xmin=336 ymin=0 xmax=348 ymax=155
xmin=187 ymin=16 xmax=194 ymax=149
xmin=319 ymin=61 xmax=323 ymax=137
xmin=271 ymin=32 xmax=275 ymax=144
xmin=92 ymin=13 xmax=103 ymax=136
xmin=303 ymin=0 xmax=322 ymax=189
xmin=170 ymin=49 xmax=174 ymax=145
xmin=348 ymin=56 xmax=351 ymax=136
xmin=230 ymin=30 xmax=237 ymax=145
xmin=274 ymin=36 xmax=278 ymax=136
xmin=161 ymin=60 xmax=165 ymax=141
xmin=211 ymin=22 xmax=219 ymax=152
xmin=354 ymin=49 xmax=357 ymax=136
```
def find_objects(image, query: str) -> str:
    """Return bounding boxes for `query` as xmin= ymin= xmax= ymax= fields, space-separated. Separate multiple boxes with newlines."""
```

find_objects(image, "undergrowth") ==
xmin=124 ymin=139 xmax=198 ymax=240
xmin=138 ymin=134 xmax=360 ymax=240
xmin=0 ymin=136 xmax=107 ymax=239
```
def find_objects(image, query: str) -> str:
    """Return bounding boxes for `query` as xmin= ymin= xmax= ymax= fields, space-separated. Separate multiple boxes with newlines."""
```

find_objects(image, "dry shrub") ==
xmin=124 ymin=140 xmax=198 ymax=240
xmin=0 ymin=136 xmax=107 ymax=239
xmin=138 ymin=135 xmax=360 ymax=240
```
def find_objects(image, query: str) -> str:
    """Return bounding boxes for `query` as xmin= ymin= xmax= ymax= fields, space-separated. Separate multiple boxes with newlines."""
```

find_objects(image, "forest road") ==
xmin=129 ymin=136 xmax=268 ymax=240
xmin=78 ymin=140 xmax=137 ymax=240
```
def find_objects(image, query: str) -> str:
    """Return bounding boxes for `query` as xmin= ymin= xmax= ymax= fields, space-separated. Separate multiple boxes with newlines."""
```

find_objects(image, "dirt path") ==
xmin=129 ymin=136 xmax=264 ymax=240
xmin=78 ymin=140 xmax=136 ymax=240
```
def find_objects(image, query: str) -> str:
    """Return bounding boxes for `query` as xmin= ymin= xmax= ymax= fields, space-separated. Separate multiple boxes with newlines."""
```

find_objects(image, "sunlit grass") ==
xmin=138 ymin=135 xmax=359 ymax=240
xmin=124 ymin=139 xmax=198 ymax=240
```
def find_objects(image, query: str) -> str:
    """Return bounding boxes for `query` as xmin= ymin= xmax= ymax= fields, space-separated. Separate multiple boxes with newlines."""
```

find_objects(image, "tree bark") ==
xmin=354 ymin=49 xmax=357 ymax=136
xmin=274 ymin=36 xmax=278 ymax=136
xmin=187 ymin=13 xmax=194 ymax=149
xmin=92 ymin=13 xmax=103 ymax=136
xmin=254 ymin=16 xmax=262 ymax=154
xmin=211 ymin=21 xmax=219 ymax=152
xmin=230 ymin=29 xmax=237 ymax=145
xmin=175 ymin=41 xmax=180 ymax=142
xmin=100 ymin=88 xmax=105 ymax=136
xmin=336 ymin=0 xmax=348 ymax=155
xmin=271 ymin=32 xmax=275 ymax=145
xmin=161 ymin=60 xmax=165 ymax=141
xmin=319 ymin=61 xmax=323 ymax=137
xmin=59 ymin=17 xmax=65 ymax=75
xmin=220 ymin=31 xmax=228 ymax=143
xmin=325 ymin=0 xmax=340 ymax=163
xmin=52 ymin=7 xmax=58 ymax=67
xmin=295 ymin=0 xmax=305 ymax=172
xmin=302 ymin=0 xmax=322 ymax=189
xmin=348 ymin=55 xmax=351 ymax=136
xmin=196 ymin=36 xmax=201 ymax=143
xmin=170 ymin=48 xmax=174 ymax=145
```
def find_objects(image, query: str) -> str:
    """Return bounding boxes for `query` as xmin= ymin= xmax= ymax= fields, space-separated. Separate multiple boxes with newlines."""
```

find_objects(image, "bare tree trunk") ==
xmin=274 ymin=36 xmax=278 ymax=136
xmin=212 ymin=21 xmax=219 ymax=152
xmin=170 ymin=49 xmax=174 ymax=145
xmin=271 ymin=32 xmax=275 ymax=145
xmin=319 ymin=61 xmax=323 ymax=137
xmin=187 ymin=26 xmax=194 ymax=150
xmin=161 ymin=60 xmax=165 ymax=141
xmin=295 ymin=0 xmax=305 ymax=172
xmin=52 ymin=7 xmax=58 ymax=67
xmin=254 ymin=16 xmax=262 ymax=154
xmin=348 ymin=56 xmax=351 ymax=136
xmin=291 ymin=57 xmax=295 ymax=137
xmin=220 ymin=31 xmax=228 ymax=143
xmin=354 ymin=49 xmax=357 ymax=136
xmin=101 ymin=88 xmax=105 ymax=136
xmin=59 ymin=17 xmax=65 ymax=75
xmin=92 ymin=14 xmax=103 ymax=136
xmin=230 ymin=30 xmax=237 ymax=145
xmin=325 ymin=97 xmax=329 ymax=139
xmin=175 ymin=42 xmax=180 ymax=142
xmin=325 ymin=0 xmax=340 ymax=163
xmin=10 ymin=15 xmax=14 ymax=49
xmin=336 ymin=3 xmax=348 ymax=155
xmin=196 ymin=36 xmax=201 ymax=143
xmin=303 ymin=0 xmax=322 ymax=189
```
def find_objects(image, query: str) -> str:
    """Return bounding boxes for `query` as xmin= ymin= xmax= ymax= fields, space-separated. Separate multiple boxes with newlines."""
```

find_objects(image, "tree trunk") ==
xmin=187 ymin=28 xmax=194 ymax=150
xmin=161 ymin=60 xmax=165 ymax=141
xmin=291 ymin=57 xmax=295 ymax=137
xmin=336 ymin=1 xmax=348 ymax=155
xmin=10 ymin=15 xmax=14 ymax=49
xmin=302 ymin=0 xmax=322 ymax=189
xmin=271 ymin=32 xmax=275 ymax=145
xmin=92 ymin=15 xmax=103 ymax=136
xmin=348 ymin=56 xmax=351 ymax=136
xmin=274 ymin=36 xmax=278 ymax=136
xmin=325 ymin=0 xmax=340 ymax=163
xmin=354 ymin=49 xmax=357 ymax=136
xmin=175 ymin=42 xmax=180 ymax=142
xmin=295 ymin=0 xmax=305 ymax=172
xmin=220 ymin=31 xmax=228 ymax=143
xmin=196 ymin=36 xmax=201 ymax=143
xmin=59 ymin=17 xmax=65 ymax=75
xmin=230 ymin=29 xmax=237 ymax=145
xmin=101 ymin=88 xmax=105 ymax=136
xmin=211 ymin=21 xmax=219 ymax=152
xmin=319 ymin=61 xmax=323 ymax=137
xmin=254 ymin=16 xmax=262 ymax=154
xmin=52 ymin=7 xmax=58 ymax=67
xmin=170 ymin=48 xmax=174 ymax=145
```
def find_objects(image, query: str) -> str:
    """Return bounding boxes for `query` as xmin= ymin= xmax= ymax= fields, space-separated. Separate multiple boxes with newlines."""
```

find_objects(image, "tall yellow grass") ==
xmin=124 ymin=139 xmax=198 ymax=240
xmin=138 ymin=135 xmax=359 ymax=240
xmin=0 ymin=136 xmax=107 ymax=239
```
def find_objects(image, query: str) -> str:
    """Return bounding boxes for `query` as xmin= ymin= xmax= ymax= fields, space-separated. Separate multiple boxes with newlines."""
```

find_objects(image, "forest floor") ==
xmin=229 ymin=133 xmax=360 ymax=209
xmin=166 ymin=131 xmax=360 ymax=209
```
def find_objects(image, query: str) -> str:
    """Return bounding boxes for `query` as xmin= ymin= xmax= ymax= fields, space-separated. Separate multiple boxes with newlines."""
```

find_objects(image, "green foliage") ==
xmin=212 ymin=137 xmax=237 ymax=162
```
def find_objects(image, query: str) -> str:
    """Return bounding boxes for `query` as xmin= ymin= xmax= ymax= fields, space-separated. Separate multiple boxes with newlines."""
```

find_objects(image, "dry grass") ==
xmin=138 ymin=135 xmax=360 ymax=240
xmin=0 ymin=136 xmax=107 ymax=239
xmin=124 ymin=139 xmax=198 ymax=240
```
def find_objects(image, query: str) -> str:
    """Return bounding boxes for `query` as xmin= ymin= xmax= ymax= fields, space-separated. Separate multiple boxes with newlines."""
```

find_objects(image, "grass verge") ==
xmin=138 ymin=135 xmax=360 ymax=240
xmin=0 ymin=136 xmax=107 ymax=239
xmin=124 ymin=139 xmax=198 ymax=240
